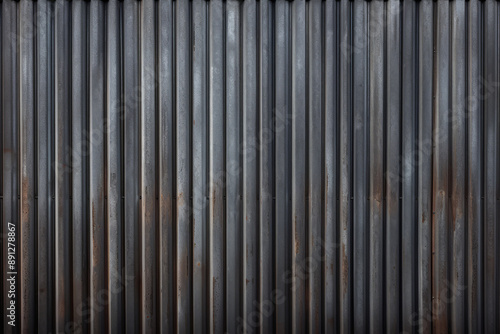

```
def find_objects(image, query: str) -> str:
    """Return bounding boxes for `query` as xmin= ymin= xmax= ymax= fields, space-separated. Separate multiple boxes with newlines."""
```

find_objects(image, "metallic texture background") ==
xmin=1 ymin=0 xmax=499 ymax=333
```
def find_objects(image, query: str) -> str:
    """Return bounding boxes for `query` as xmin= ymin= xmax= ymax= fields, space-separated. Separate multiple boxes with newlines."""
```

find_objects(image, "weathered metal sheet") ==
xmin=1 ymin=0 xmax=499 ymax=333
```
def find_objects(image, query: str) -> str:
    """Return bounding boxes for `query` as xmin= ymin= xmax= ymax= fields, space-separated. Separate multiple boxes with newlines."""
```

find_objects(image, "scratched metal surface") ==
xmin=0 ymin=0 xmax=499 ymax=333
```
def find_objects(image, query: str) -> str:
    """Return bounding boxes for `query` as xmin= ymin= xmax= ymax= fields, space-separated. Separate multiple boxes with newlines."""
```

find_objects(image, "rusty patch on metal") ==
xmin=21 ymin=177 xmax=29 ymax=220
xmin=177 ymin=192 xmax=184 ymax=207
xmin=295 ymin=238 xmax=300 ymax=255
xmin=342 ymin=244 xmax=348 ymax=297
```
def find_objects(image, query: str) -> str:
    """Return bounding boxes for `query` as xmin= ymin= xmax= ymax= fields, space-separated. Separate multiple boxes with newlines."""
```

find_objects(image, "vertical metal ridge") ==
xmin=225 ymin=0 xmax=242 ymax=332
xmin=35 ymin=0 xmax=55 ymax=332
xmin=368 ymin=1 xmax=384 ymax=332
xmin=323 ymin=1 xmax=338 ymax=332
xmin=158 ymin=0 xmax=174 ymax=332
xmin=290 ymin=0 xmax=306 ymax=332
xmin=123 ymin=0 xmax=141 ymax=332
xmin=54 ymin=0 xmax=72 ymax=331
xmin=192 ymin=0 xmax=208 ymax=331
xmin=174 ymin=0 xmax=192 ymax=331
xmin=242 ymin=0 xmax=259 ymax=331
xmin=140 ymin=0 xmax=157 ymax=330
xmin=303 ymin=0 xmax=324 ymax=333
xmin=208 ymin=0 xmax=226 ymax=332
xmin=385 ymin=1 xmax=401 ymax=333
xmin=1 ymin=4 xmax=20 ymax=334
xmin=450 ymin=1 xmax=466 ymax=332
xmin=401 ymin=0 xmax=418 ymax=331
xmin=106 ymin=0 xmax=123 ymax=332
xmin=258 ymin=0 xmax=273 ymax=332
xmin=307 ymin=0 xmax=322 ymax=332
xmin=273 ymin=1 xmax=290 ymax=332
xmin=88 ymin=0 xmax=106 ymax=332
xmin=433 ymin=1 xmax=451 ymax=332
xmin=339 ymin=1 xmax=352 ymax=332
xmin=2 ymin=3 xmax=22 ymax=333
xmin=352 ymin=1 xmax=368 ymax=332
xmin=466 ymin=1 xmax=483 ymax=332
xmin=19 ymin=0 xmax=36 ymax=331
xmin=1 ymin=3 xmax=19 ymax=334
xmin=483 ymin=0 xmax=498 ymax=332
xmin=418 ymin=1 xmax=433 ymax=333
xmin=71 ymin=1 xmax=88 ymax=333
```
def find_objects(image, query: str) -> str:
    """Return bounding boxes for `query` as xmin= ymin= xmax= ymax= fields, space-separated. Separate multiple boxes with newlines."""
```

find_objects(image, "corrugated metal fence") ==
xmin=1 ymin=0 xmax=499 ymax=333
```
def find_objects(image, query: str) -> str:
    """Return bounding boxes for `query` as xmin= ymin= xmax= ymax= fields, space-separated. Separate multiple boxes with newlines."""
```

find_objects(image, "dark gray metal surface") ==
xmin=1 ymin=0 xmax=499 ymax=333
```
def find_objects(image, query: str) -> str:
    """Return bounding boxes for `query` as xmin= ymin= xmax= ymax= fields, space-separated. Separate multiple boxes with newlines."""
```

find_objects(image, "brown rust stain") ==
xmin=341 ymin=244 xmax=348 ymax=297
xmin=373 ymin=195 xmax=382 ymax=211
xmin=433 ymin=190 xmax=446 ymax=230
xmin=386 ymin=187 xmax=399 ymax=217
xmin=160 ymin=193 xmax=173 ymax=219
xmin=434 ymin=298 xmax=448 ymax=333
xmin=177 ymin=192 xmax=184 ymax=208
xmin=294 ymin=216 xmax=300 ymax=255
xmin=21 ymin=177 xmax=29 ymax=222
xmin=92 ymin=202 xmax=99 ymax=266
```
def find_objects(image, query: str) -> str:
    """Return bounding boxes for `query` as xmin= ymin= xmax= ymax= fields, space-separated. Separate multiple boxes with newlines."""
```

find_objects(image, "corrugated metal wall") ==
xmin=1 ymin=0 xmax=499 ymax=333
